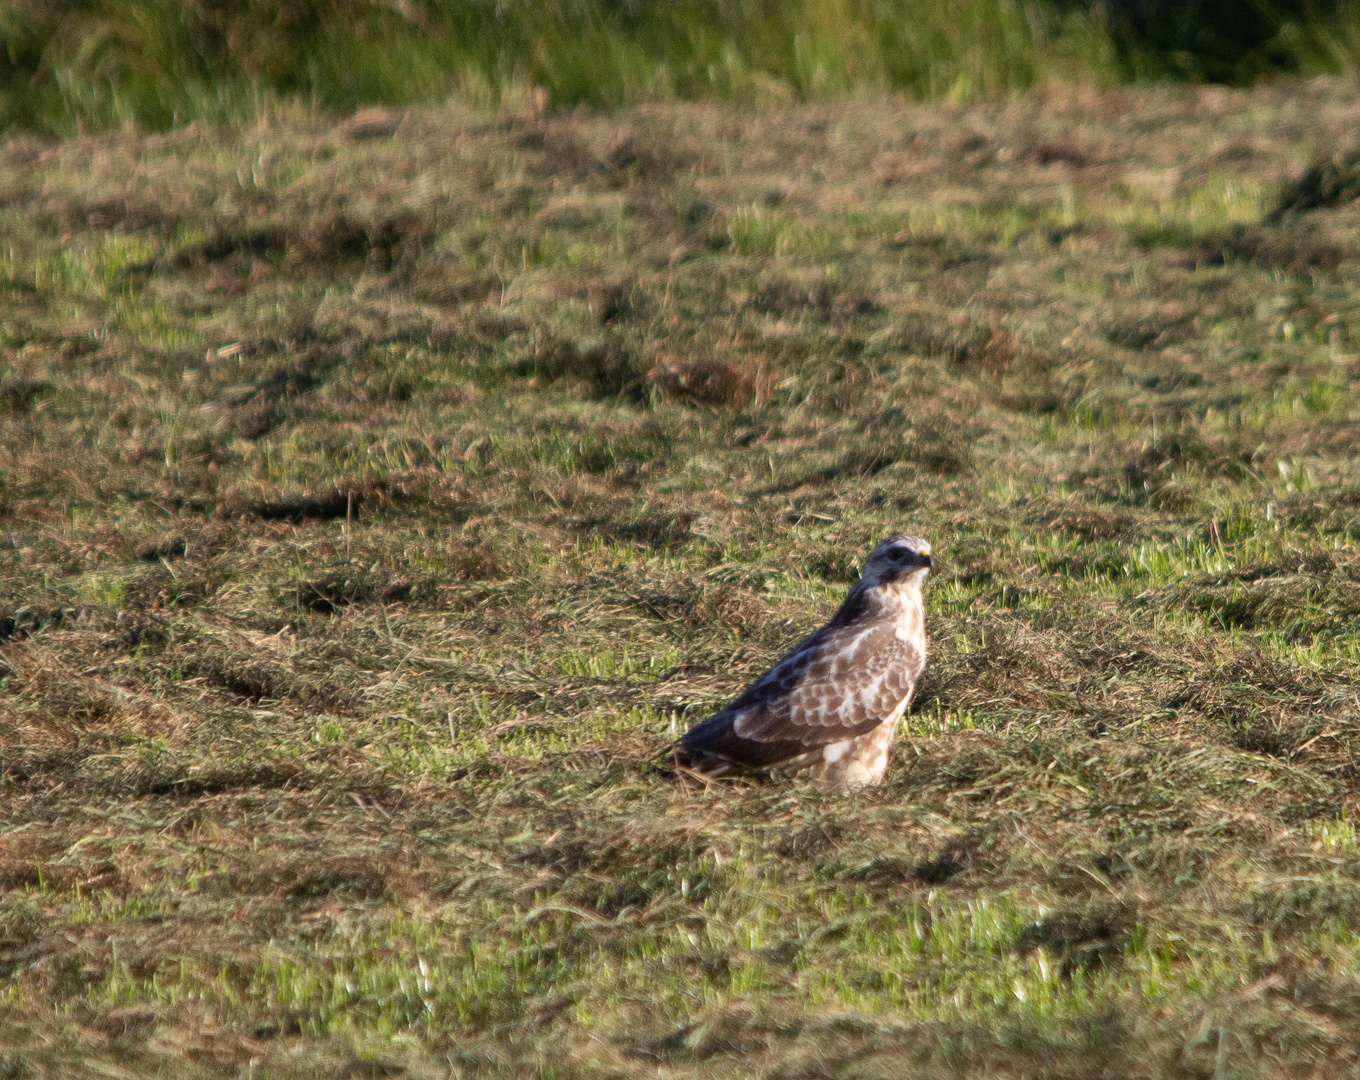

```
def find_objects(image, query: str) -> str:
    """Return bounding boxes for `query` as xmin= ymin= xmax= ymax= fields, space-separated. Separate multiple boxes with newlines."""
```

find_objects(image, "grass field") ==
xmin=6 ymin=77 xmax=1360 ymax=1077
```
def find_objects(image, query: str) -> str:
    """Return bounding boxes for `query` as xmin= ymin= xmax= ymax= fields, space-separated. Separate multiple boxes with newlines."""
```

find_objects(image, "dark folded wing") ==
xmin=721 ymin=619 xmax=922 ymax=748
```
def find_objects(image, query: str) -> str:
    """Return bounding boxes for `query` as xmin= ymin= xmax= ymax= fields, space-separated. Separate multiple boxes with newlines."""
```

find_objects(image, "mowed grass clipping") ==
xmin=7 ymin=79 xmax=1360 ymax=1077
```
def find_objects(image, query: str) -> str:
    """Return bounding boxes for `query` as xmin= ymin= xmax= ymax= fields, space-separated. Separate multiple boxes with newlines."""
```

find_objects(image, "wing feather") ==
xmin=722 ymin=620 xmax=922 ymax=747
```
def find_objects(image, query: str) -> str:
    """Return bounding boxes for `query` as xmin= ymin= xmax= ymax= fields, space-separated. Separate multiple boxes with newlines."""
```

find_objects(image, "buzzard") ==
xmin=675 ymin=534 xmax=932 ymax=790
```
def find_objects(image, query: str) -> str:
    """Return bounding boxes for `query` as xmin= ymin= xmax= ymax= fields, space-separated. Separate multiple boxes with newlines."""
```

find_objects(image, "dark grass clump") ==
xmin=249 ymin=491 xmax=360 ymax=522
xmin=135 ymin=537 xmax=187 ymax=562
xmin=1268 ymin=150 xmax=1360 ymax=222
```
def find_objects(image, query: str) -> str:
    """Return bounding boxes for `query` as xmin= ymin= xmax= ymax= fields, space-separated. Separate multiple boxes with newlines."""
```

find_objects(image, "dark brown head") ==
xmin=858 ymin=534 xmax=933 ymax=589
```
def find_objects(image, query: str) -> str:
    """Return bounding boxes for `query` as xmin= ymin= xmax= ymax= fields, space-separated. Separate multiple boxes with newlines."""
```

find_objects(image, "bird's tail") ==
xmin=651 ymin=734 xmax=736 ymax=783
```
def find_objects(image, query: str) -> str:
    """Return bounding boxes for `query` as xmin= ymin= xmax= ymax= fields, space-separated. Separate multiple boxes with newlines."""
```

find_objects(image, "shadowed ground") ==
xmin=5 ymin=79 xmax=1360 ymax=1077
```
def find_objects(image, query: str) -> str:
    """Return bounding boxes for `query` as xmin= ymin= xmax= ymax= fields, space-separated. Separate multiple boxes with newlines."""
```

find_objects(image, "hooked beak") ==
xmin=921 ymin=554 xmax=933 ymax=570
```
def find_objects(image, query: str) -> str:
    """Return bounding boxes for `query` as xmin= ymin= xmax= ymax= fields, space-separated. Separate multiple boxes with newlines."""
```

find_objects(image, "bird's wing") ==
xmin=722 ymin=619 xmax=922 ymax=747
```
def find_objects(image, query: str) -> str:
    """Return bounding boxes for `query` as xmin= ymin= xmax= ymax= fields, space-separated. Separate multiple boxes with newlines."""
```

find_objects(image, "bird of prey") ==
xmin=675 ymin=534 xmax=932 ymax=790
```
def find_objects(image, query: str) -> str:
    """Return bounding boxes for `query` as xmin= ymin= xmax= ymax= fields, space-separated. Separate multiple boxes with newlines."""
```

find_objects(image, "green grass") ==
xmin=6 ymin=80 xmax=1360 ymax=1077
xmin=8 ymin=0 xmax=1360 ymax=136
xmin=0 ymin=0 xmax=1115 ymax=134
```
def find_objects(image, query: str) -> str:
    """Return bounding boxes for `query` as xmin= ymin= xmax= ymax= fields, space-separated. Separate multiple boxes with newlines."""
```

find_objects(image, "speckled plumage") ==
xmin=676 ymin=535 xmax=932 ymax=791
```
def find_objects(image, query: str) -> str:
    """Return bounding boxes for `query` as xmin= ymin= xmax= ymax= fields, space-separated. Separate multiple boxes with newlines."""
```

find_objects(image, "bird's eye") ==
xmin=888 ymin=549 xmax=906 ymax=561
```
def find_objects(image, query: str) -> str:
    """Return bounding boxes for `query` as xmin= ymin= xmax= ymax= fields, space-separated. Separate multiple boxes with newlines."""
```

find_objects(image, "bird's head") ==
xmin=858 ymin=534 xmax=933 ymax=589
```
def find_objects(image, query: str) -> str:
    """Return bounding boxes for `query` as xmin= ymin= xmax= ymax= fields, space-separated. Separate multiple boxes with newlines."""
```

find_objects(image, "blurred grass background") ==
xmin=5 ymin=0 xmax=1360 ymax=135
